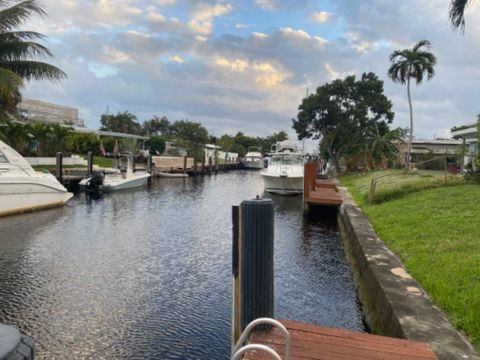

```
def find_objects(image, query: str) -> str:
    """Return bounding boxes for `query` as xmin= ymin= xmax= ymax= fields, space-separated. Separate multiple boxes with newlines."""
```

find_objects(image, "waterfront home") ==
xmin=451 ymin=123 xmax=478 ymax=169
xmin=397 ymin=138 xmax=462 ymax=169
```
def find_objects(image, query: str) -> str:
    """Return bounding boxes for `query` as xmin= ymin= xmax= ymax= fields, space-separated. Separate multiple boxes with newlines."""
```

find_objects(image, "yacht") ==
xmin=79 ymin=153 xmax=150 ymax=191
xmin=0 ymin=140 xmax=73 ymax=217
xmin=261 ymin=141 xmax=304 ymax=195
xmin=243 ymin=147 xmax=264 ymax=169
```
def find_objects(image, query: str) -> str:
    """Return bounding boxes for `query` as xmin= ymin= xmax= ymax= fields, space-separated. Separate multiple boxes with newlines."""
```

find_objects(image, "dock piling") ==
xmin=232 ymin=198 xmax=274 ymax=348
xmin=87 ymin=151 xmax=93 ymax=176
xmin=55 ymin=152 xmax=63 ymax=183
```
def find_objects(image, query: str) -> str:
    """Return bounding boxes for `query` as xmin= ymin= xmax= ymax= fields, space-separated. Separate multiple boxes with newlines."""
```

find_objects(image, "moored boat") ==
xmin=261 ymin=141 xmax=304 ymax=195
xmin=243 ymin=147 xmax=264 ymax=169
xmin=0 ymin=141 xmax=73 ymax=217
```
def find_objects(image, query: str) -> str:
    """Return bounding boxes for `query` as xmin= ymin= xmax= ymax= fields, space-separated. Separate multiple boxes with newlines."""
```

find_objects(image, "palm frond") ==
xmin=0 ymin=41 xmax=53 ymax=60
xmin=412 ymin=39 xmax=431 ymax=52
xmin=449 ymin=0 xmax=472 ymax=32
xmin=0 ymin=60 xmax=66 ymax=81
xmin=0 ymin=0 xmax=46 ymax=32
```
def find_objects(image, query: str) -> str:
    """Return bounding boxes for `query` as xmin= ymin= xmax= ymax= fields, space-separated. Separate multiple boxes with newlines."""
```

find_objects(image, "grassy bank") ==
xmin=340 ymin=172 xmax=480 ymax=350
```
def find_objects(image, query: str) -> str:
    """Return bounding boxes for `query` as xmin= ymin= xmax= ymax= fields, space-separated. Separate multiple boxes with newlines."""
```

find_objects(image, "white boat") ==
xmin=156 ymin=172 xmax=188 ymax=178
xmin=243 ymin=147 xmax=264 ymax=169
xmin=80 ymin=153 xmax=151 ymax=191
xmin=261 ymin=141 xmax=304 ymax=195
xmin=0 ymin=141 xmax=73 ymax=217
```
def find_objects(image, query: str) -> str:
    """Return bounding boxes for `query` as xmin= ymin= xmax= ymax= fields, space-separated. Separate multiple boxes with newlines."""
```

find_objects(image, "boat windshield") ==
xmin=270 ymin=155 xmax=303 ymax=165
xmin=0 ymin=151 xmax=7 ymax=163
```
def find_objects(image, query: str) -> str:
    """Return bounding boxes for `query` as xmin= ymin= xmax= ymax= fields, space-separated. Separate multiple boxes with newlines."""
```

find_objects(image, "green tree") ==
xmin=143 ymin=115 xmax=172 ymax=137
xmin=147 ymin=135 xmax=166 ymax=155
xmin=0 ymin=120 xmax=29 ymax=152
xmin=50 ymin=123 xmax=72 ymax=152
xmin=170 ymin=120 xmax=209 ymax=160
xmin=388 ymin=40 xmax=436 ymax=171
xmin=0 ymin=69 xmax=22 ymax=121
xmin=0 ymin=1 xmax=66 ymax=111
xmin=450 ymin=0 xmax=474 ymax=31
xmin=28 ymin=121 xmax=50 ymax=153
xmin=293 ymin=72 xmax=394 ymax=174
xmin=65 ymin=133 xmax=99 ymax=155
xmin=100 ymin=111 xmax=142 ymax=134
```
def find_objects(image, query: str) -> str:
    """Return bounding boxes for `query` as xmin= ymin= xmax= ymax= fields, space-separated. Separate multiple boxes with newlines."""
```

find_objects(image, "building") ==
xmin=451 ymin=123 xmax=477 ymax=169
xmin=397 ymin=139 xmax=463 ymax=169
xmin=18 ymin=98 xmax=85 ymax=127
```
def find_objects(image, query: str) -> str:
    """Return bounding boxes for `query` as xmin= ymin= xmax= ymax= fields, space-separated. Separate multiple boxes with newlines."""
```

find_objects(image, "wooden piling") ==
xmin=208 ymin=156 xmax=213 ymax=175
xmin=232 ymin=198 xmax=274 ymax=348
xmin=183 ymin=156 xmax=187 ymax=174
xmin=87 ymin=151 xmax=93 ymax=176
xmin=55 ymin=152 xmax=63 ymax=183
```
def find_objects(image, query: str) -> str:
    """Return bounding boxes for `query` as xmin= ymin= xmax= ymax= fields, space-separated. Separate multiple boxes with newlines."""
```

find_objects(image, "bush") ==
xmin=147 ymin=135 xmax=165 ymax=155
xmin=465 ymin=169 xmax=480 ymax=184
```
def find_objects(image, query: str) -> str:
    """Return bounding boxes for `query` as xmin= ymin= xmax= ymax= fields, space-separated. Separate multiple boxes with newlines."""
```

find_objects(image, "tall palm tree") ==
xmin=29 ymin=121 xmax=50 ymax=153
xmin=0 ymin=0 xmax=66 ymax=81
xmin=50 ymin=123 xmax=72 ymax=153
xmin=388 ymin=40 xmax=437 ymax=171
xmin=0 ymin=68 xmax=22 ymax=121
xmin=450 ymin=0 xmax=474 ymax=31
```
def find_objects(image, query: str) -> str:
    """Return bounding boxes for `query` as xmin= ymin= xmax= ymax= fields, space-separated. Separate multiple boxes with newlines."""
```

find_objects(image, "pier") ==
xmin=303 ymin=163 xmax=342 ymax=210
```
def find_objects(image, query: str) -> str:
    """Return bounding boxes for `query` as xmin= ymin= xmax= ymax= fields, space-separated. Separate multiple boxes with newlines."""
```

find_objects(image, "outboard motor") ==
xmin=85 ymin=171 xmax=104 ymax=191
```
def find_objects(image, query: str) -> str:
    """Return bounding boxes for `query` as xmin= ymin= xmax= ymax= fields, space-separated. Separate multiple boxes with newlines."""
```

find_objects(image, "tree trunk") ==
xmin=405 ymin=76 xmax=414 ymax=172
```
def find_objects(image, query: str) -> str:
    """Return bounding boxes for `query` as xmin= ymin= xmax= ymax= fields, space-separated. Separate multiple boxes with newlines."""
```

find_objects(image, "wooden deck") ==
xmin=244 ymin=320 xmax=437 ymax=360
xmin=304 ymin=163 xmax=342 ymax=207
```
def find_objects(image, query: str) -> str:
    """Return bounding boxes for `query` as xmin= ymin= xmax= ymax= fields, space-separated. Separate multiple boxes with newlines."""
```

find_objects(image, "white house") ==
xmin=451 ymin=123 xmax=477 ymax=169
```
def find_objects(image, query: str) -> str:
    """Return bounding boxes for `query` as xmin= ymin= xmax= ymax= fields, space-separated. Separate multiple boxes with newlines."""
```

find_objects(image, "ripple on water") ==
xmin=0 ymin=171 xmax=364 ymax=359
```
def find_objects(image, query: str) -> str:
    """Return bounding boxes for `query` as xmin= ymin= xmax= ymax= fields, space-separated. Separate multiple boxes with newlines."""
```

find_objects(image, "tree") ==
xmin=0 ymin=0 xmax=66 ymax=114
xmin=147 ymin=135 xmax=166 ymax=155
xmin=100 ymin=111 xmax=142 ymax=134
xmin=388 ymin=40 xmax=436 ymax=171
xmin=50 ymin=123 xmax=72 ymax=152
xmin=143 ymin=116 xmax=172 ymax=137
xmin=0 ymin=69 xmax=22 ymax=121
xmin=450 ymin=0 xmax=474 ymax=31
xmin=292 ymin=72 xmax=394 ymax=174
xmin=0 ymin=120 xmax=30 ymax=152
xmin=170 ymin=120 xmax=209 ymax=160
xmin=65 ymin=133 xmax=99 ymax=155
xmin=28 ymin=121 xmax=50 ymax=153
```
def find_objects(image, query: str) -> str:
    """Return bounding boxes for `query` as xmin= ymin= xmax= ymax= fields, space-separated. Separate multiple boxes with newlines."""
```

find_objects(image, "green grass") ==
xmin=31 ymin=156 xmax=113 ymax=171
xmin=340 ymin=172 xmax=480 ymax=350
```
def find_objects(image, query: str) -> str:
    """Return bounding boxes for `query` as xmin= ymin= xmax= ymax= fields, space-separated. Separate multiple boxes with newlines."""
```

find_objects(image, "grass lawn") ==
xmin=31 ymin=156 xmax=113 ymax=171
xmin=340 ymin=172 xmax=480 ymax=350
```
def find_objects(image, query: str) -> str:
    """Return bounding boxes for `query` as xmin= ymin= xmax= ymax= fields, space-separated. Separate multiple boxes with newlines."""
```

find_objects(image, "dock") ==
xmin=303 ymin=163 xmax=342 ymax=208
xmin=244 ymin=320 xmax=437 ymax=360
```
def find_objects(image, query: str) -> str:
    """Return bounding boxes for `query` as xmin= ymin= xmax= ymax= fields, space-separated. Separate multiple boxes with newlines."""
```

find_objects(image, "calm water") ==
xmin=0 ymin=171 xmax=364 ymax=359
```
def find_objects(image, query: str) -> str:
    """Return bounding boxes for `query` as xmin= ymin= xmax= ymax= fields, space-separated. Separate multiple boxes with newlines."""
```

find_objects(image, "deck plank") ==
xmin=243 ymin=320 xmax=437 ymax=360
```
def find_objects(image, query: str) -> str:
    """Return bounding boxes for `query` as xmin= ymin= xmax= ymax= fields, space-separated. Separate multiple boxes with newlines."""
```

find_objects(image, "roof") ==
xmin=451 ymin=125 xmax=477 ymax=138
xmin=72 ymin=126 xmax=148 ymax=140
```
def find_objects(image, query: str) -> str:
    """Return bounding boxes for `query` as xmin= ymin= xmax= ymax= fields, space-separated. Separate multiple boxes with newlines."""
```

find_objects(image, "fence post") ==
xmin=232 ymin=198 xmax=274 ymax=349
xmin=368 ymin=178 xmax=377 ymax=204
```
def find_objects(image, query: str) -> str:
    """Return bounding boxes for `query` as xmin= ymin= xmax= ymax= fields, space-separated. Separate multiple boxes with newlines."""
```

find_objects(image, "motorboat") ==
xmin=261 ymin=141 xmax=304 ymax=195
xmin=80 ymin=153 xmax=150 ymax=191
xmin=243 ymin=147 xmax=264 ymax=169
xmin=0 ymin=140 xmax=73 ymax=217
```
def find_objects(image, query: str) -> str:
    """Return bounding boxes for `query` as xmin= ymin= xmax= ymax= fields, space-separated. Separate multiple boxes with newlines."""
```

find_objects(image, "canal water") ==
xmin=0 ymin=171 xmax=364 ymax=359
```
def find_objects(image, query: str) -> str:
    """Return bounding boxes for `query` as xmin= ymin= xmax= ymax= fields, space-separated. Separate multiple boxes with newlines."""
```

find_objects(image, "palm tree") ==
xmin=0 ymin=0 xmax=66 ymax=81
xmin=0 ymin=69 xmax=22 ymax=121
xmin=450 ymin=0 xmax=474 ymax=31
xmin=29 ymin=121 xmax=50 ymax=154
xmin=50 ymin=123 xmax=72 ymax=153
xmin=388 ymin=40 xmax=436 ymax=171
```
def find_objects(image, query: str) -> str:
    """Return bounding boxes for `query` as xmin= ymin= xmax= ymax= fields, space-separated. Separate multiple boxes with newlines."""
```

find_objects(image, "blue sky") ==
xmin=22 ymin=0 xmax=480 ymax=141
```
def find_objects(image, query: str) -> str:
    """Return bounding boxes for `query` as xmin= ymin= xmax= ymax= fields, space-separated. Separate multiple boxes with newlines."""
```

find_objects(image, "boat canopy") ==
xmin=0 ymin=141 xmax=34 ymax=170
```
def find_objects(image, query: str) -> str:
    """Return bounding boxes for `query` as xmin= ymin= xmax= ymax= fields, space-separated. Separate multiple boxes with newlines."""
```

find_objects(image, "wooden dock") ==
xmin=244 ymin=320 xmax=437 ymax=360
xmin=303 ymin=163 xmax=342 ymax=208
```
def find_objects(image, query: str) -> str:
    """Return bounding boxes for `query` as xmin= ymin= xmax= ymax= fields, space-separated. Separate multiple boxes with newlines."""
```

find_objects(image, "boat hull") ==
xmin=243 ymin=160 xmax=264 ymax=169
xmin=261 ymin=174 xmax=303 ymax=195
xmin=0 ymin=182 xmax=73 ymax=217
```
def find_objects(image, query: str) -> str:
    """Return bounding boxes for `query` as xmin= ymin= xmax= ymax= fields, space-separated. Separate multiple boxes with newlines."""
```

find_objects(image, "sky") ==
xmin=21 ymin=0 xmax=480 ymax=141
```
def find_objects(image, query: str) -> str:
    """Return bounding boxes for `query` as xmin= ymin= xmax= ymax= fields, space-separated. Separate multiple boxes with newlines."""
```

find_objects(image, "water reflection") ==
xmin=0 ymin=171 xmax=363 ymax=359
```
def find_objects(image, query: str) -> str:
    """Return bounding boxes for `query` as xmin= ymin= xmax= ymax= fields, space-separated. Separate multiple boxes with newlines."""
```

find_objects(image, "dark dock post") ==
xmin=214 ymin=153 xmax=218 ymax=174
xmin=232 ymin=198 xmax=274 ymax=348
xmin=193 ymin=157 xmax=198 ymax=177
xmin=147 ymin=155 xmax=153 ymax=174
xmin=208 ymin=156 xmax=213 ymax=175
xmin=55 ymin=152 xmax=63 ymax=183
xmin=87 ymin=151 xmax=93 ymax=176
xmin=183 ymin=156 xmax=187 ymax=174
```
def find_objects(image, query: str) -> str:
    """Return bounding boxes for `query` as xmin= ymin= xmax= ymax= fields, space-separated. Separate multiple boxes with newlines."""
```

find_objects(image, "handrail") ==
xmin=232 ymin=318 xmax=291 ymax=360
xmin=231 ymin=344 xmax=281 ymax=360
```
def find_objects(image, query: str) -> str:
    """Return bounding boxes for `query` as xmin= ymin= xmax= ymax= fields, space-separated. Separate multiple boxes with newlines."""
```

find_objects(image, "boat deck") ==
xmin=244 ymin=320 xmax=437 ymax=360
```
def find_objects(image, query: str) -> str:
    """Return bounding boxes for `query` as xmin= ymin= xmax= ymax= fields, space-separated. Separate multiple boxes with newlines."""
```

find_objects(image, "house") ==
xmin=18 ymin=98 xmax=85 ymax=127
xmin=451 ymin=123 xmax=478 ymax=169
xmin=397 ymin=139 xmax=463 ymax=169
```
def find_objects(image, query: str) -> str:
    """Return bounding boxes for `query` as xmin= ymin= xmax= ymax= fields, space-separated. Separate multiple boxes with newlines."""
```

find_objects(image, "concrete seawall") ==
xmin=337 ymin=185 xmax=479 ymax=360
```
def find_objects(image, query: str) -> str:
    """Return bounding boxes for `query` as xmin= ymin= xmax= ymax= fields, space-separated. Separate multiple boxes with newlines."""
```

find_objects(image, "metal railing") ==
xmin=231 ymin=318 xmax=291 ymax=360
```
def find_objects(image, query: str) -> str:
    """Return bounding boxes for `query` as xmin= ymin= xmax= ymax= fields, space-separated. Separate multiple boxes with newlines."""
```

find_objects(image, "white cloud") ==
xmin=309 ymin=11 xmax=332 ymax=23
xmin=256 ymin=0 xmax=276 ymax=11
xmin=170 ymin=55 xmax=184 ymax=63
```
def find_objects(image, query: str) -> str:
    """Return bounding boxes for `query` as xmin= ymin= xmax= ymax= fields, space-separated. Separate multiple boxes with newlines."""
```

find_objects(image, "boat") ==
xmin=79 ymin=153 xmax=150 ymax=191
xmin=243 ymin=147 xmax=264 ymax=169
xmin=156 ymin=172 xmax=188 ymax=178
xmin=261 ymin=141 xmax=304 ymax=195
xmin=0 ymin=140 xmax=73 ymax=217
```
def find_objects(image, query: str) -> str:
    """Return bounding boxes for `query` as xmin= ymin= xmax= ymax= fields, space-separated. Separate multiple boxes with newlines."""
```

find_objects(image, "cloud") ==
xmin=309 ymin=11 xmax=332 ymax=23
xmin=169 ymin=55 xmax=184 ymax=63
xmin=256 ymin=0 xmax=276 ymax=11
